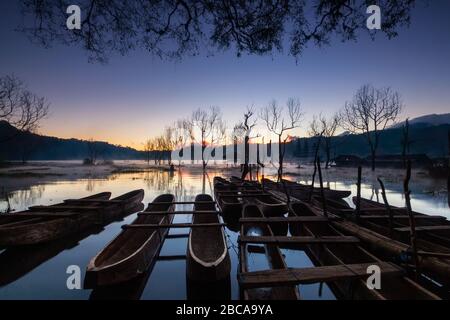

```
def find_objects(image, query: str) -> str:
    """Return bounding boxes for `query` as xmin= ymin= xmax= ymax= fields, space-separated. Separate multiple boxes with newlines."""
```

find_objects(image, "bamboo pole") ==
xmin=317 ymin=157 xmax=327 ymax=217
xmin=309 ymin=160 xmax=317 ymax=202
xmin=377 ymin=177 xmax=394 ymax=238
xmin=404 ymin=160 xmax=419 ymax=280
xmin=355 ymin=166 xmax=362 ymax=223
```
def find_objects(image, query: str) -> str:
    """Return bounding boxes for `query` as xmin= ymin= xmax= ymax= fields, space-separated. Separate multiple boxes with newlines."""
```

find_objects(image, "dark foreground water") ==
xmin=0 ymin=164 xmax=448 ymax=300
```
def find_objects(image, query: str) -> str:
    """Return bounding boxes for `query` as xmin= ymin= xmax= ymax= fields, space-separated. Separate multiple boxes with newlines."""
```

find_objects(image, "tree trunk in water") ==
xmin=241 ymin=136 xmax=250 ymax=180
xmin=325 ymin=144 xmax=331 ymax=169
xmin=278 ymin=136 xmax=283 ymax=181
xmin=371 ymin=150 xmax=376 ymax=171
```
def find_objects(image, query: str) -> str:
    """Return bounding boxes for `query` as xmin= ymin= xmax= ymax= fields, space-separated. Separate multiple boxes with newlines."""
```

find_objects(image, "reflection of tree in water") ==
xmin=0 ymin=188 xmax=11 ymax=213
xmin=7 ymin=185 xmax=46 ymax=210
xmin=85 ymin=178 xmax=106 ymax=192
xmin=143 ymin=170 xmax=174 ymax=193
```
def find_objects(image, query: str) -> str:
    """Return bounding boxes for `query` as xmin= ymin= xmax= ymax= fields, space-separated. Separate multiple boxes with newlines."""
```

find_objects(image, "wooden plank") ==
xmin=239 ymin=262 xmax=403 ymax=288
xmin=239 ymin=235 xmax=360 ymax=245
xmin=64 ymin=199 xmax=123 ymax=203
xmin=219 ymin=194 xmax=273 ymax=198
xmin=395 ymin=225 xmax=450 ymax=233
xmin=157 ymin=255 xmax=187 ymax=261
xmin=122 ymin=223 xmax=226 ymax=229
xmin=150 ymin=201 xmax=216 ymax=205
xmin=138 ymin=210 xmax=220 ymax=216
xmin=166 ymin=233 xmax=189 ymax=239
xmin=417 ymin=251 xmax=450 ymax=259
xmin=29 ymin=205 xmax=101 ymax=211
xmin=239 ymin=216 xmax=337 ymax=223
xmin=360 ymin=215 xmax=447 ymax=221
xmin=2 ymin=212 xmax=80 ymax=218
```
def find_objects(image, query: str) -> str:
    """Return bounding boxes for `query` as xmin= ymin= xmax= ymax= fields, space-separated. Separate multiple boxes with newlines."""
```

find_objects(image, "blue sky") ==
xmin=0 ymin=1 xmax=449 ymax=149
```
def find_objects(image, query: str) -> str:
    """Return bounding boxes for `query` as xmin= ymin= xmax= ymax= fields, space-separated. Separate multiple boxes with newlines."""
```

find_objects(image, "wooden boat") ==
xmin=264 ymin=178 xmax=351 ymax=200
xmin=288 ymin=200 xmax=439 ymax=300
xmin=214 ymin=178 xmax=243 ymax=218
xmin=239 ymin=204 xmax=300 ymax=300
xmin=216 ymin=178 xmax=288 ymax=217
xmin=251 ymin=194 xmax=288 ymax=217
xmin=85 ymin=194 xmax=175 ymax=287
xmin=186 ymin=194 xmax=231 ymax=281
xmin=317 ymin=195 xmax=450 ymax=250
xmin=274 ymin=189 xmax=450 ymax=292
xmin=0 ymin=192 xmax=112 ymax=226
xmin=0 ymin=190 xmax=144 ymax=246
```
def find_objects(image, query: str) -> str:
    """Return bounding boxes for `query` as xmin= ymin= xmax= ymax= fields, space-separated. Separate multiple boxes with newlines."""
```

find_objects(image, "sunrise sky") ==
xmin=0 ymin=1 xmax=449 ymax=150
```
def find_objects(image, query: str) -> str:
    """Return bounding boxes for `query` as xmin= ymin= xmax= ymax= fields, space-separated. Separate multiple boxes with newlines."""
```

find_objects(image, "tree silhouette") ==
xmin=0 ymin=75 xmax=49 ymax=141
xmin=19 ymin=0 xmax=417 ymax=62
xmin=341 ymin=84 xmax=402 ymax=171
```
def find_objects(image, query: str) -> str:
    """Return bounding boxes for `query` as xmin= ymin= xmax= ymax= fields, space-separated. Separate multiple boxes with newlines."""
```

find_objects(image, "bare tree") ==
xmin=0 ymin=75 xmax=49 ymax=141
xmin=341 ymin=85 xmax=402 ymax=171
xmin=260 ymin=98 xmax=303 ymax=180
xmin=308 ymin=114 xmax=326 ymax=164
xmin=234 ymin=107 xmax=258 ymax=179
xmin=321 ymin=113 xmax=340 ymax=169
xmin=86 ymin=138 xmax=98 ymax=165
xmin=143 ymin=138 xmax=154 ymax=165
xmin=192 ymin=106 xmax=222 ymax=170
xmin=20 ymin=1 xmax=417 ymax=63
xmin=401 ymin=118 xmax=413 ymax=168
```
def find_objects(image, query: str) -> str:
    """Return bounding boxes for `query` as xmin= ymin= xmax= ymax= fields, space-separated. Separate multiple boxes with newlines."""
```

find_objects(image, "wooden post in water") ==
xmin=377 ymin=177 xmax=394 ymax=238
xmin=355 ymin=166 xmax=362 ymax=223
xmin=317 ymin=157 xmax=328 ymax=217
xmin=309 ymin=160 xmax=318 ymax=202
xmin=404 ymin=160 xmax=419 ymax=280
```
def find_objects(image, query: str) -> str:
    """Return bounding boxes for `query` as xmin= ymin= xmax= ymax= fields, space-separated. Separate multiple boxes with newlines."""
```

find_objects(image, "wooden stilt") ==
xmin=316 ymin=157 xmax=327 ymax=217
xmin=404 ymin=160 xmax=420 ymax=280
xmin=309 ymin=159 xmax=318 ymax=202
xmin=355 ymin=166 xmax=362 ymax=223
xmin=377 ymin=177 xmax=394 ymax=238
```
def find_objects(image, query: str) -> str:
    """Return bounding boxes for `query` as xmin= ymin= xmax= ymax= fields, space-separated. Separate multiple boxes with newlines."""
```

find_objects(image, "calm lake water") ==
xmin=0 ymin=163 xmax=448 ymax=300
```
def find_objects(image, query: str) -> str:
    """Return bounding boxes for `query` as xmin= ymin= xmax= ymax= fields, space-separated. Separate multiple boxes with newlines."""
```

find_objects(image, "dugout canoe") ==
xmin=316 ymin=196 xmax=450 ymax=257
xmin=268 ymin=187 xmax=450 ymax=294
xmin=269 ymin=178 xmax=351 ymax=200
xmin=239 ymin=204 xmax=300 ymax=300
xmin=0 ymin=192 xmax=112 ymax=226
xmin=186 ymin=194 xmax=231 ymax=282
xmin=0 ymin=190 xmax=143 ymax=246
xmin=288 ymin=200 xmax=439 ymax=300
xmin=85 ymin=194 xmax=175 ymax=287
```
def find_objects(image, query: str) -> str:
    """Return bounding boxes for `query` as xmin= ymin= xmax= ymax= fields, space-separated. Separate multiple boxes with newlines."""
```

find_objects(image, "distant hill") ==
xmin=391 ymin=113 xmax=450 ymax=129
xmin=0 ymin=121 xmax=146 ymax=161
xmin=287 ymin=123 xmax=450 ymax=159
xmin=1 ymin=118 xmax=449 ymax=162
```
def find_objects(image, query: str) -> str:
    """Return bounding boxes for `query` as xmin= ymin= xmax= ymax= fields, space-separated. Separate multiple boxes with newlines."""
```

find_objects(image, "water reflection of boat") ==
xmin=89 ymin=270 xmax=151 ymax=300
xmin=0 ymin=225 xmax=104 ymax=287
xmin=0 ymin=190 xmax=144 ymax=246
xmin=186 ymin=275 xmax=231 ymax=300
xmin=85 ymin=194 xmax=175 ymax=287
